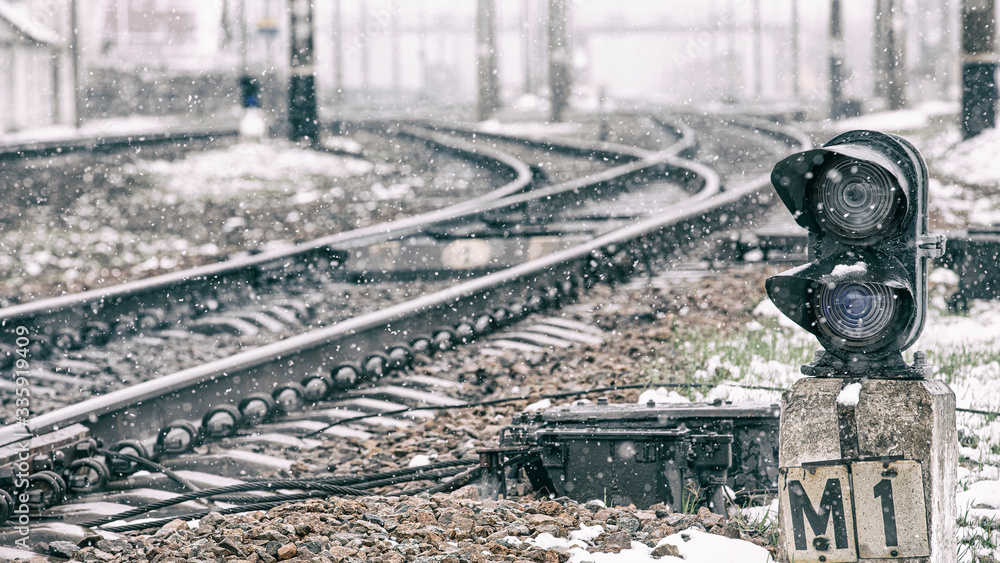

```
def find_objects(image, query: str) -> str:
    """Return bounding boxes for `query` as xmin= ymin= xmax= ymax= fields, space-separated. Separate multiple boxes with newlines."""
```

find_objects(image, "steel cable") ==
xmin=97 ymin=465 xmax=485 ymax=532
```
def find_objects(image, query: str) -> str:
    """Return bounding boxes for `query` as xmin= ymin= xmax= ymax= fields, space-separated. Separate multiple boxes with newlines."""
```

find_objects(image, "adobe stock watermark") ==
xmin=343 ymin=0 xmax=402 ymax=62
xmin=669 ymin=0 xmax=756 ymax=70
xmin=10 ymin=325 xmax=33 ymax=549
xmin=340 ymin=0 xmax=593 ymax=63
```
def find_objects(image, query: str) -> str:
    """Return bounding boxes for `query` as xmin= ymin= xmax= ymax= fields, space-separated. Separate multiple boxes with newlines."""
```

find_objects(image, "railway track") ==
xmin=0 ymin=120 xmax=653 ymax=419
xmin=0 ymin=115 xmax=810 ymax=558
xmin=0 ymin=117 xmax=695 ymax=422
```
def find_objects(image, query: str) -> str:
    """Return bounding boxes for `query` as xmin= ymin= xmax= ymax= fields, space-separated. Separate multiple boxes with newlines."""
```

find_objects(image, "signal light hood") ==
xmin=766 ymin=250 xmax=916 ymax=357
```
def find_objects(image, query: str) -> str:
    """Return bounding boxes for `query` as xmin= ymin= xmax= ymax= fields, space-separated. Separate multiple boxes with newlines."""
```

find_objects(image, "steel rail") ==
xmin=415 ymin=120 xmax=654 ymax=161
xmin=0 ymin=119 xmax=806 ymax=451
xmin=0 ymin=119 xmax=693 ymax=340
xmin=0 ymin=124 xmax=533 ymax=334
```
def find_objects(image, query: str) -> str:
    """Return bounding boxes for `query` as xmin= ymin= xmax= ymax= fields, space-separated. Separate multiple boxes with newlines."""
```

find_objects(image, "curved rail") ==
xmin=0 ymin=118 xmax=687 ymax=341
xmin=0 ymin=125 xmax=535 ymax=335
xmin=0 ymin=118 xmax=807 ymax=451
xmin=420 ymin=121 xmax=653 ymax=161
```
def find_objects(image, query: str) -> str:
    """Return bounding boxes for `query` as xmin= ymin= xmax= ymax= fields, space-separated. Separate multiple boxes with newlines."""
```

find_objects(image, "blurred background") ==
xmin=0 ymin=0 xmax=965 ymax=132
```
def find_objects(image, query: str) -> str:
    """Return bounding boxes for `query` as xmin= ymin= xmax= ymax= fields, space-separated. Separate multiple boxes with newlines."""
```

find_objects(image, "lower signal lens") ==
xmin=816 ymin=282 xmax=899 ymax=347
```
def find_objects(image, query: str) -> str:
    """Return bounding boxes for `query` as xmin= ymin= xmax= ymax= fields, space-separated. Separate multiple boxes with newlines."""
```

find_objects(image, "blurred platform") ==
xmin=0 ymin=115 xmax=238 ymax=157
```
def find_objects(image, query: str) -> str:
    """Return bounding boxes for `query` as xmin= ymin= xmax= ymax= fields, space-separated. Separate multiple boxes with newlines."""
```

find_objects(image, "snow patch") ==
xmin=741 ymin=499 xmax=778 ymax=527
xmin=826 ymin=101 xmax=957 ymax=134
xmin=137 ymin=141 xmax=373 ymax=199
xmin=958 ymin=479 xmax=1000 ymax=512
xmin=498 ymin=536 xmax=523 ymax=549
xmin=238 ymin=108 xmax=267 ymax=139
xmin=829 ymin=261 xmax=867 ymax=281
xmin=524 ymin=399 xmax=552 ymax=412
xmin=655 ymin=528 xmax=775 ymax=563
xmin=323 ymin=136 xmax=364 ymax=155
xmin=407 ymin=455 xmax=431 ymax=468
xmin=837 ymin=382 xmax=862 ymax=407
xmin=569 ymin=524 xmax=604 ymax=543
xmin=752 ymin=298 xmax=800 ymax=330
xmin=637 ymin=387 xmax=691 ymax=405
xmin=929 ymin=267 xmax=959 ymax=285
xmin=937 ymin=127 xmax=1000 ymax=188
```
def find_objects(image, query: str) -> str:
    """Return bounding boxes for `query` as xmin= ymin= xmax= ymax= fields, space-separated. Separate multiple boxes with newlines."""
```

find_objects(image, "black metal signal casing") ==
xmin=765 ymin=130 xmax=945 ymax=377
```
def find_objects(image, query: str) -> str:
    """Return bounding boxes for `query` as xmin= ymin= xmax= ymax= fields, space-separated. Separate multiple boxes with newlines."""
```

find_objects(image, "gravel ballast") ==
xmin=58 ymin=264 xmax=782 ymax=563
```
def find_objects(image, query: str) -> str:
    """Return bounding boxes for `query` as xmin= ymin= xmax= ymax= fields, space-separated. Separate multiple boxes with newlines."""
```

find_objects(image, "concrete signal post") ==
xmin=765 ymin=131 xmax=955 ymax=562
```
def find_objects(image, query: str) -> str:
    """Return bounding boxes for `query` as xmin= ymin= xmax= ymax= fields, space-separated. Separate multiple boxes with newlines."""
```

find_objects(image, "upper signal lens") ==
xmin=812 ymin=158 xmax=903 ymax=245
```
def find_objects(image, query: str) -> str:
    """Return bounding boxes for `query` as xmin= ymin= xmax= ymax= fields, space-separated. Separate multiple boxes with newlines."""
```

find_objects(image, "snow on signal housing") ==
xmin=765 ymin=130 xmax=945 ymax=377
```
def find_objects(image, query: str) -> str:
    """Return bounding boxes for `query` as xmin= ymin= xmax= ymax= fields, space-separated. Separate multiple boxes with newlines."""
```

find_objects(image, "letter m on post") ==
xmin=779 ymin=465 xmax=858 ymax=563
xmin=788 ymin=479 xmax=849 ymax=550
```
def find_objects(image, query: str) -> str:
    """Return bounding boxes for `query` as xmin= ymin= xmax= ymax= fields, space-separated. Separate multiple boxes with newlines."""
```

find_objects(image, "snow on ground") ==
xmin=135 ymin=141 xmax=374 ymax=198
xmin=741 ymin=499 xmax=778 ymax=529
xmin=524 ymin=398 xmax=553 ymax=412
xmin=822 ymin=101 xmax=958 ymax=135
xmin=528 ymin=525 xmax=774 ymax=563
xmin=936 ymin=127 xmax=1000 ymax=189
xmin=637 ymin=387 xmax=691 ymax=405
xmin=929 ymin=174 xmax=1000 ymax=228
xmin=477 ymin=119 xmax=587 ymax=137
xmin=0 ymin=115 xmax=227 ymax=145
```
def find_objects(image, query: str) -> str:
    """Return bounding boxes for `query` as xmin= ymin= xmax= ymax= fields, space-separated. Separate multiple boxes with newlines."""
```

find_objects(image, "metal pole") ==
xmin=522 ymin=0 xmax=533 ymax=94
xmin=239 ymin=0 xmax=248 ymax=75
xmin=874 ymin=0 xmax=889 ymax=101
xmin=726 ymin=0 xmax=737 ymax=99
xmin=333 ymin=0 xmax=344 ymax=104
xmin=117 ymin=0 xmax=128 ymax=62
xmin=391 ymin=3 xmax=401 ymax=96
xmin=70 ymin=0 xmax=83 ymax=127
xmin=829 ymin=0 xmax=845 ymax=119
xmin=886 ymin=0 xmax=907 ymax=109
xmin=791 ymin=0 xmax=800 ymax=99
xmin=360 ymin=0 xmax=370 ymax=92
xmin=548 ymin=0 xmax=571 ymax=122
xmin=941 ymin=0 xmax=955 ymax=99
xmin=753 ymin=0 xmax=762 ymax=99
xmin=962 ymin=0 xmax=998 ymax=138
xmin=288 ymin=0 xmax=317 ymax=142
xmin=477 ymin=0 xmax=500 ymax=121
xmin=264 ymin=0 xmax=274 ymax=73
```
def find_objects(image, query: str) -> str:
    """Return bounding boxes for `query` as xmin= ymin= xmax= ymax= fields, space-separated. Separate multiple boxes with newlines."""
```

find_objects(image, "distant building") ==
xmin=0 ymin=1 xmax=74 ymax=132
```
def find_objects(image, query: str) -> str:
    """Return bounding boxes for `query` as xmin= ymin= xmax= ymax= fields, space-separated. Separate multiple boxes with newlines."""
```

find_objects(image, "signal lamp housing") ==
xmin=765 ymin=130 xmax=945 ymax=377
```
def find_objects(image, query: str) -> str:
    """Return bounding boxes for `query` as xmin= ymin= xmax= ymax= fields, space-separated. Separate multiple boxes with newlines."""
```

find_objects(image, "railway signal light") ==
xmin=765 ymin=130 xmax=945 ymax=377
